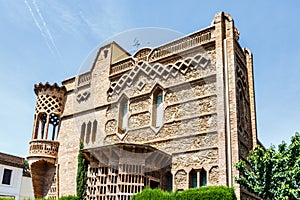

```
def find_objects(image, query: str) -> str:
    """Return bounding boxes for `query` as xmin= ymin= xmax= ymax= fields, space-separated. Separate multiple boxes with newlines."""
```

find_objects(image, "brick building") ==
xmin=27 ymin=12 xmax=259 ymax=199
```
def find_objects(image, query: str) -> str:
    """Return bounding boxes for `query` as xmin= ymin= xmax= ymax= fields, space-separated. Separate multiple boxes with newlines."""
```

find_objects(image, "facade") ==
xmin=0 ymin=152 xmax=34 ymax=200
xmin=27 ymin=12 xmax=259 ymax=200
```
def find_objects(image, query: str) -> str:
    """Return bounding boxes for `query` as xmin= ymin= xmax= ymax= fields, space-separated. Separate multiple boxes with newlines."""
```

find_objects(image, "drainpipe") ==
xmin=223 ymin=38 xmax=232 ymax=187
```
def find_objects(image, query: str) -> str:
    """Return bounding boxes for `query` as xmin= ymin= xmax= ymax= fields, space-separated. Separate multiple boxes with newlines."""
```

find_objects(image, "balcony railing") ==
xmin=28 ymin=140 xmax=59 ymax=160
xmin=148 ymin=30 xmax=213 ymax=62
xmin=77 ymin=72 xmax=92 ymax=87
xmin=110 ymin=58 xmax=135 ymax=76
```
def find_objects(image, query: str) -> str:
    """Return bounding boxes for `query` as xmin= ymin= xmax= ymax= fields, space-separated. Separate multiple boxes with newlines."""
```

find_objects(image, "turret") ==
xmin=27 ymin=82 xmax=66 ymax=199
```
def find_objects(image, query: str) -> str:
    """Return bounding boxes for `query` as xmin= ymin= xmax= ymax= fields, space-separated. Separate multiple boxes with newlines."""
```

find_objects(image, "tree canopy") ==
xmin=236 ymin=132 xmax=300 ymax=200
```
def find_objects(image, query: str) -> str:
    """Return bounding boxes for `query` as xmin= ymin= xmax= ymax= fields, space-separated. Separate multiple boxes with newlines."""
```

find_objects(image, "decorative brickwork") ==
xmin=27 ymin=12 xmax=259 ymax=200
xmin=28 ymin=83 xmax=66 ymax=199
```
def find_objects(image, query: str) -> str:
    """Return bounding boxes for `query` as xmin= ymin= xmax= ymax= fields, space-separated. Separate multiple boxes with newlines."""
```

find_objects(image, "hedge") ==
xmin=131 ymin=186 xmax=237 ymax=200
xmin=58 ymin=195 xmax=79 ymax=200
xmin=0 ymin=195 xmax=78 ymax=200
xmin=131 ymin=188 xmax=175 ymax=200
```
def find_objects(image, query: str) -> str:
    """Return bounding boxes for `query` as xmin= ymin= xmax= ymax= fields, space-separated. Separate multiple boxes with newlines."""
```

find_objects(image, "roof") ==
xmin=83 ymin=143 xmax=172 ymax=171
xmin=0 ymin=152 xmax=24 ymax=168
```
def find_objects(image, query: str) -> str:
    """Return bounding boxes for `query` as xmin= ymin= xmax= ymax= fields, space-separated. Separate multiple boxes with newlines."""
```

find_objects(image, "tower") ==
xmin=27 ymin=82 xmax=66 ymax=198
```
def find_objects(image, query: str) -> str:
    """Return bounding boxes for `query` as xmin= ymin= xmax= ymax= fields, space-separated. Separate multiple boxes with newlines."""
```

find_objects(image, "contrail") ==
xmin=24 ymin=0 xmax=54 ymax=55
xmin=24 ymin=0 xmax=59 ymax=56
xmin=32 ymin=0 xmax=60 ymax=56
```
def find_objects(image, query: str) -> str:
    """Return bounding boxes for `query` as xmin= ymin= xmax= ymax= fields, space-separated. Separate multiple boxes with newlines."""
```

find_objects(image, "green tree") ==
xmin=23 ymin=159 xmax=30 ymax=173
xmin=76 ymin=141 xmax=88 ymax=200
xmin=236 ymin=132 xmax=300 ymax=200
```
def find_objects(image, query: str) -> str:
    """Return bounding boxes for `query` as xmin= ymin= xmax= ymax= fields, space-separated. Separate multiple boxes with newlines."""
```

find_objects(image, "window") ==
xmin=35 ymin=113 xmax=47 ymax=139
xmin=153 ymin=89 xmax=163 ymax=128
xmin=2 ymin=169 xmax=12 ymax=185
xmin=166 ymin=172 xmax=173 ymax=192
xmin=86 ymin=121 xmax=92 ymax=144
xmin=189 ymin=169 xmax=197 ymax=188
xmin=119 ymin=100 xmax=128 ymax=133
xmin=48 ymin=113 xmax=60 ymax=140
xmin=189 ymin=169 xmax=207 ymax=188
xmin=200 ymin=169 xmax=207 ymax=186
xmin=80 ymin=123 xmax=86 ymax=142
xmin=91 ymin=120 xmax=97 ymax=143
xmin=81 ymin=120 xmax=97 ymax=144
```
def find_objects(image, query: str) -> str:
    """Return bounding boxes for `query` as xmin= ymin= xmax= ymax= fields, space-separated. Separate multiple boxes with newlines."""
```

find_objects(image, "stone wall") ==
xmin=57 ymin=117 xmax=79 ymax=197
xmin=30 ymin=160 xmax=56 ymax=198
xmin=50 ymin=12 xmax=258 ymax=199
xmin=101 ymin=43 xmax=220 ymax=190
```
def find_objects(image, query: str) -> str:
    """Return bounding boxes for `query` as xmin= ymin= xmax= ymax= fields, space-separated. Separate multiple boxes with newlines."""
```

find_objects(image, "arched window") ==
xmin=92 ymin=120 xmax=97 ymax=143
xmin=36 ymin=113 xmax=47 ymax=139
xmin=80 ymin=123 xmax=86 ymax=142
xmin=189 ymin=168 xmax=207 ymax=188
xmin=189 ymin=169 xmax=197 ymax=188
xmin=119 ymin=99 xmax=128 ymax=133
xmin=200 ymin=169 xmax=207 ymax=186
xmin=152 ymin=89 xmax=163 ymax=128
xmin=86 ymin=121 xmax=92 ymax=144
xmin=48 ymin=113 xmax=60 ymax=140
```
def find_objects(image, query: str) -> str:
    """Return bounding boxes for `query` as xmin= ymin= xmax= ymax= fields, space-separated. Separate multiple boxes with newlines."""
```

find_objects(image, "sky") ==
xmin=0 ymin=0 xmax=300 ymax=157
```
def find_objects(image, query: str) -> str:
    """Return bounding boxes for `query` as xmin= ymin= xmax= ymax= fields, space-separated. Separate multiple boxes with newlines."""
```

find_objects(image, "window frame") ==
xmin=1 ymin=168 xmax=13 ymax=186
xmin=152 ymin=88 xmax=164 ymax=129
xmin=189 ymin=169 xmax=198 ymax=188
xmin=118 ymin=98 xmax=129 ymax=134
xmin=189 ymin=168 xmax=207 ymax=188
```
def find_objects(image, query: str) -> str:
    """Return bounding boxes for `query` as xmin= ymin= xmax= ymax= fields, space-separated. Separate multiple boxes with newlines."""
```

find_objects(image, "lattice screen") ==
xmin=87 ymin=164 xmax=146 ymax=200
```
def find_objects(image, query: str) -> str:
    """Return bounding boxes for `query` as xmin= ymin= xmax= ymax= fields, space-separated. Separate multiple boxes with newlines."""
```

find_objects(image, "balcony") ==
xmin=28 ymin=140 xmax=59 ymax=164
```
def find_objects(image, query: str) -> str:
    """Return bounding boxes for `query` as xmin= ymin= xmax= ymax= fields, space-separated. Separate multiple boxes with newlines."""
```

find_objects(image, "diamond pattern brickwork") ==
xmin=35 ymin=94 xmax=64 ymax=115
xmin=108 ymin=54 xmax=210 ymax=97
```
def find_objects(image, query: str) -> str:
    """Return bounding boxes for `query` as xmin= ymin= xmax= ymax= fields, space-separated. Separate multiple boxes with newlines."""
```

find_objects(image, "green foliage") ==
xmin=24 ymin=159 xmax=29 ymax=171
xmin=76 ymin=141 xmax=88 ymax=200
xmin=59 ymin=195 xmax=79 ymax=200
xmin=0 ymin=198 xmax=14 ymax=200
xmin=176 ymin=186 xmax=236 ymax=200
xmin=23 ymin=159 xmax=30 ymax=176
xmin=131 ymin=188 xmax=173 ymax=200
xmin=34 ymin=196 xmax=79 ymax=200
xmin=131 ymin=186 xmax=236 ymax=200
xmin=236 ymin=132 xmax=300 ymax=200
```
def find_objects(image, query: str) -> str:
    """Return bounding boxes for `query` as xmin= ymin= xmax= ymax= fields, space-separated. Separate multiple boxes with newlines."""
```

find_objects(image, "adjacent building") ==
xmin=27 ymin=12 xmax=259 ymax=199
xmin=0 ymin=152 xmax=34 ymax=200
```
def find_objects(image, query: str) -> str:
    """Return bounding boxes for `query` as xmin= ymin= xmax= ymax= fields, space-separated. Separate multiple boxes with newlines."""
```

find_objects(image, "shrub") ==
xmin=33 ymin=195 xmax=79 ymax=200
xmin=176 ymin=186 xmax=237 ymax=200
xmin=131 ymin=186 xmax=236 ymax=200
xmin=59 ymin=195 xmax=79 ymax=200
xmin=131 ymin=188 xmax=173 ymax=200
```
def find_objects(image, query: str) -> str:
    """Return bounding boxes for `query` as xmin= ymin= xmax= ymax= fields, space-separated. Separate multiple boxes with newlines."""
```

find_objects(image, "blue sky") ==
xmin=0 ymin=0 xmax=300 ymax=157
